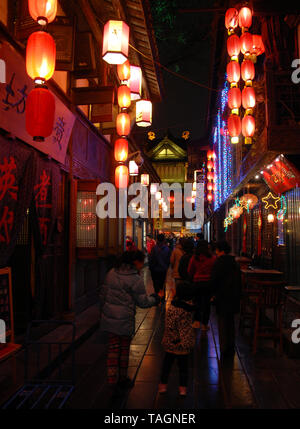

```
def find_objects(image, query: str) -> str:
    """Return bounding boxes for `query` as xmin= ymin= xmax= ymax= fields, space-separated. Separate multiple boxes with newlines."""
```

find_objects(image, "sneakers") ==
xmin=179 ymin=386 xmax=187 ymax=396
xmin=192 ymin=321 xmax=201 ymax=329
xmin=158 ymin=383 xmax=167 ymax=394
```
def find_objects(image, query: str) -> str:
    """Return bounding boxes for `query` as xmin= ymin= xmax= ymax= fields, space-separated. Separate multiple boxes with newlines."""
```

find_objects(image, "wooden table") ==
xmin=241 ymin=268 xmax=283 ymax=276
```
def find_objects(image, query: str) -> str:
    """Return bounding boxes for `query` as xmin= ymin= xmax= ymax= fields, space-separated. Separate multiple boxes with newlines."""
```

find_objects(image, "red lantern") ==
xmin=228 ymin=87 xmax=241 ymax=114
xmin=225 ymin=8 xmax=239 ymax=33
xmin=114 ymin=138 xmax=128 ymax=162
xmin=136 ymin=100 xmax=152 ymax=127
xmin=227 ymin=61 xmax=240 ymax=86
xmin=207 ymin=160 xmax=214 ymax=170
xmin=227 ymin=35 xmax=240 ymax=60
xmin=238 ymin=7 xmax=252 ymax=30
xmin=141 ymin=174 xmax=150 ymax=186
xmin=28 ymin=0 xmax=57 ymax=25
xmin=102 ymin=20 xmax=129 ymax=65
xmin=26 ymin=87 xmax=55 ymax=141
xmin=242 ymin=86 xmax=256 ymax=112
xmin=26 ymin=31 xmax=56 ymax=84
xmin=115 ymin=165 xmax=129 ymax=189
xmin=129 ymin=65 xmax=142 ymax=100
xmin=129 ymin=160 xmax=139 ymax=176
xmin=207 ymin=182 xmax=213 ymax=191
xmin=240 ymin=32 xmax=253 ymax=57
xmin=241 ymin=59 xmax=255 ymax=84
xmin=117 ymin=60 xmax=131 ymax=81
xmin=117 ymin=85 xmax=131 ymax=109
xmin=228 ymin=114 xmax=241 ymax=144
xmin=207 ymin=192 xmax=213 ymax=202
xmin=207 ymin=150 xmax=213 ymax=160
xmin=207 ymin=172 xmax=214 ymax=181
xmin=116 ymin=112 xmax=130 ymax=136
xmin=242 ymin=115 xmax=255 ymax=144
xmin=251 ymin=35 xmax=265 ymax=57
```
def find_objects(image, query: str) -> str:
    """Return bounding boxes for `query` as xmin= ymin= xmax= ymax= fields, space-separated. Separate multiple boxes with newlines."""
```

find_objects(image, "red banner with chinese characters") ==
xmin=263 ymin=157 xmax=300 ymax=194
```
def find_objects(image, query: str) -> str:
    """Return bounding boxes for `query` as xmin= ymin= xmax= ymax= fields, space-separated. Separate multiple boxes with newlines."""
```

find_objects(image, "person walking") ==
xmin=146 ymin=234 xmax=156 ymax=255
xmin=178 ymin=238 xmax=195 ymax=281
xmin=188 ymin=240 xmax=216 ymax=330
xmin=170 ymin=238 xmax=185 ymax=288
xmin=100 ymin=250 xmax=159 ymax=389
xmin=211 ymin=241 xmax=241 ymax=361
xmin=125 ymin=236 xmax=137 ymax=252
xmin=148 ymin=233 xmax=170 ymax=299
xmin=158 ymin=281 xmax=196 ymax=396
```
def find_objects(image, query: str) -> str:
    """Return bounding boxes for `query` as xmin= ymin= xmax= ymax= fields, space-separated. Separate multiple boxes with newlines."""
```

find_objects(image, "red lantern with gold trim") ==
xmin=242 ymin=115 xmax=255 ymax=144
xmin=227 ymin=35 xmax=240 ymax=61
xmin=207 ymin=192 xmax=213 ymax=202
xmin=251 ymin=35 xmax=265 ymax=57
xmin=225 ymin=8 xmax=239 ymax=34
xmin=115 ymin=165 xmax=129 ymax=189
xmin=240 ymin=32 xmax=253 ymax=57
xmin=228 ymin=87 xmax=241 ymax=114
xmin=207 ymin=182 xmax=213 ymax=192
xmin=117 ymin=60 xmax=130 ymax=81
xmin=116 ymin=112 xmax=130 ymax=136
xmin=228 ymin=114 xmax=241 ymax=144
xmin=26 ymin=31 xmax=56 ymax=84
xmin=207 ymin=160 xmax=214 ymax=170
xmin=207 ymin=171 xmax=214 ymax=181
xmin=238 ymin=7 xmax=252 ymax=30
xmin=28 ymin=0 xmax=57 ymax=25
xmin=26 ymin=87 xmax=55 ymax=142
xmin=117 ymin=85 xmax=131 ymax=109
xmin=241 ymin=59 xmax=255 ymax=85
xmin=242 ymin=86 xmax=256 ymax=112
xmin=114 ymin=137 xmax=128 ymax=162
xmin=226 ymin=61 xmax=240 ymax=86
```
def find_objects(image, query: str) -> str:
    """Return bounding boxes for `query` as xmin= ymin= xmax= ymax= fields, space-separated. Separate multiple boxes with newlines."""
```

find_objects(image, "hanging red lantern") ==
xmin=207 ymin=172 xmax=214 ymax=181
xmin=242 ymin=86 xmax=256 ymax=113
xmin=117 ymin=60 xmax=131 ymax=82
xmin=242 ymin=115 xmax=255 ymax=144
xmin=227 ymin=35 xmax=240 ymax=61
xmin=207 ymin=150 xmax=213 ymax=160
xmin=26 ymin=87 xmax=55 ymax=142
xmin=129 ymin=160 xmax=139 ymax=176
xmin=28 ymin=0 xmax=57 ymax=25
xmin=26 ymin=31 xmax=56 ymax=84
xmin=228 ymin=87 xmax=241 ymax=114
xmin=115 ymin=165 xmax=129 ymax=189
xmin=141 ymin=174 xmax=150 ymax=186
xmin=117 ymin=85 xmax=131 ymax=109
xmin=207 ymin=182 xmax=213 ymax=191
xmin=129 ymin=65 xmax=142 ymax=100
xmin=207 ymin=160 xmax=214 ymax=170
xmin=114 ymin=137 xmax=128 ymax=162
xmin=238 ymin=7 xmax=252 ymax=31
xmin=241 ymin=59 xmax=255 ymax=85
xmin=225 ymin=8 xmax=239 ymax=34
xmin=102 ymin=20 xmax=129 ymax=65
xmin=228 ymin=114 xmax=241 ymax=144
xmin=207 ymin=192 xmax=213 ymax=202
xmin=226 ymin=61 xmax=240 ymax=87
xmin=116 ymin=112 xmax=130 ymax=136
xmin=240 ymin=32 xmax=253 ymax=58
xmin=251 ymin=35 xmax=265 ymax=58
xmin=136 ymin=100 xmax=152 ymax=127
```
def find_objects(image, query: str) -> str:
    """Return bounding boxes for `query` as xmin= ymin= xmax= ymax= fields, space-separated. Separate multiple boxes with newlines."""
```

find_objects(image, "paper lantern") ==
xmin=207 ymin=172 xmax=214 ymax=181
xmin=116 ymin=112 xmax=130 ymax=136
xmin=207 ymin=192 xmax=213 ymax=202
xmin=26 ymin=87 xmax=55 ymax=142
xmin=242 ymin=115 xmax=255 ymax=144
xmin=129 ymin=160 xmax=139 ymax=176
xmin=238 ymin=7 xmax=252 ymax=30
xmin=230 ymin=205 xmax=243 ymax=219
xmin=225 ymin=8 xmax=239 ymax=33
xmin=155 ymin=191 xmax=162 ymax=201
xmin=240 ymin=32 xmax=253 ymax=57
xmin=251 ymin=35 xmax=265 ymax=57
xmin=141 ymin=174 xmax=149 ymax=186
xmin=26 ymin=31 xmax=56 ymax=83
xmin=226 ymin=61 xmax=240 ymax=86
xmin=242 ymin=86 xmax=256 ymax=112
xmin=117 ymin=60 xmax=131 ymax=81
xmin=129 ymin=65 xmax=142 ymax=100
xmin=150 ymin=183 xmax=158 ymax=195
xmin=228 ymin=114 xmax=241 ymax=144
xmin=207 ymin=150 xmax=213 ymax=160
xmin=227 ymin=35 xmax=240 ymax=60
xmin=114 ymin=137 xmax=128 ymax=162
xmin=136 ymin=100 xmax=152 ymax=127
xmin=207 ymin=182 xmax=213 ymax=191
xmin=115 ymin=165 xmax=129 ymax=189
xmin=207 ymin=160 xmax=214 ymax=170
xmin=241 ymin=59 xmax=255 ymax=85
xmin=117 ymin=85 xmax=131 ymax=109
xmin=228 ymin=87 xmax=241 ymax=114
xmin=268 ymin=213 xmax=275 ymax=223
xmin=28 ymin=0 xmax=57 ymax=25
xmin=102 ymin=20 xmax=129 ymax=65
xmin=240 ymin=193 xmax=258 ymax=210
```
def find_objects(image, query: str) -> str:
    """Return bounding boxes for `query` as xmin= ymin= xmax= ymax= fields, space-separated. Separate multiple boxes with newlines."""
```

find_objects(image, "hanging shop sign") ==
xmin=262 ymin=157 xmax=300 ymax=194
xmin=0 ymin=40 xmax=75 ymax=164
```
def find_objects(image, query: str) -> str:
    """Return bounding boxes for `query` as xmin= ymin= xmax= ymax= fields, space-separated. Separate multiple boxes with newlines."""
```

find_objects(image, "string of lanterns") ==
xmin=206 ymin=150 xmax=217 ymax=203
xmin=25 ymin=0 xmax=58 ymax=142
xmin=225 ymin=6 xmax=264 ymax=146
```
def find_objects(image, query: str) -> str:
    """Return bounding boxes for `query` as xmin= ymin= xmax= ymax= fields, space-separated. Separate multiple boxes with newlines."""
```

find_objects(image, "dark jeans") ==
xmin=151 ymin=270 xmax=167 ymax=294
xmin=218 ymin=313 xmax=236 ymax=354
xmin=193 ymin=283 xmax=211 ymax=325
xmin=161 ymin=352 xmax=189 ymax=387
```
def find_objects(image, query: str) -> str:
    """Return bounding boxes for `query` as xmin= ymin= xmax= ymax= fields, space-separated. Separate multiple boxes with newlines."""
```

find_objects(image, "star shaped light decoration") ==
xmin=262 ymin=192 xmax=281 ymax=210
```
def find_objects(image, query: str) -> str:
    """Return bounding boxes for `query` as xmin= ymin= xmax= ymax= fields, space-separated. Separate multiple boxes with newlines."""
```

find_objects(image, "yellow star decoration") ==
xmin=262 ymin=192 xmax=280 ymax=210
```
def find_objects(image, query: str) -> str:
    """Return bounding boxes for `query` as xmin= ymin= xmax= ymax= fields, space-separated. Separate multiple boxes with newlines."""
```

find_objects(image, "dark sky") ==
xmin=147 ymin=0 xmax=215 ymax=142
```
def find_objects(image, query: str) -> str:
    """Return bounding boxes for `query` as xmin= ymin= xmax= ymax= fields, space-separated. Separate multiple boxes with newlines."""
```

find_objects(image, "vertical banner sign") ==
xmin=257 ymin=206 xmax=262 ymax=256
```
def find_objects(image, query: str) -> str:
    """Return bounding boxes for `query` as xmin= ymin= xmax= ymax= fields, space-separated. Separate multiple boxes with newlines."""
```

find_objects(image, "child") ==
xmin=159 ymin=281 xmax=196 ymax=396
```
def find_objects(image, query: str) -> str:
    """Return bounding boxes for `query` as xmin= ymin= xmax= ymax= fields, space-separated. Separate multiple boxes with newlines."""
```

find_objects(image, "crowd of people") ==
xmin=100 ymin=232 xmax=242 ymax=398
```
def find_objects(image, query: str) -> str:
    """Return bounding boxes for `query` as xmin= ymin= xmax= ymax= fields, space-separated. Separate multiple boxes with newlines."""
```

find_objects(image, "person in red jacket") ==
xmin=146 ymin=234 xmax=156 ymax=255
xmin=188 ymin=240 xmax=216 ymax=330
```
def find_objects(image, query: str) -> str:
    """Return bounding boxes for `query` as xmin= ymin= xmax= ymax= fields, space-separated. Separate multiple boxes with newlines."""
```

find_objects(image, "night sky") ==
xmin=146 ymin=0 xmax=215 ymax=142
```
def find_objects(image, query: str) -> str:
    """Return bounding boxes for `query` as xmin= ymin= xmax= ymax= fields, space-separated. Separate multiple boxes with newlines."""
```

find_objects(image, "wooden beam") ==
xmin=72 ymin=86 xmax=115 ymax=105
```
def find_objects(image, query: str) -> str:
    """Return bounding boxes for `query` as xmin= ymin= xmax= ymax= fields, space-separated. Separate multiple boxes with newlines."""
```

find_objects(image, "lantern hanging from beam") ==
xmin=242 ymin=115 xmax=255 ymax=144
xmin=238 ymin=7 xmax=252 ymax=31
xmin=141 ymin=174 xmax=149 ymax=186
xmin=28 ymin=0 xmax=57 ymax=25
xmin=207 ymin=160 xmax=214 ymax=170
xmin=116 ymin=112 xmax=130 ymax=136
xmin=150 ymin=183 xmax=158 ymax=195
xmin=251 ymin=35 xmax=265 ymax=59
xmin=207 ymin=171 xmax=214 ymax=181
xmin=136 ymin=100 xmax=152 ymax=127
xmin=117 ymin=84 xmax=131 ymax=109
xmin=267 ymin=213 xmax=275 ymax=223
xmin=227 ymin=34 xmax=240 ymax=61
xmin=228 ymin=87 xmax=241 ymax=115
xmin=228 ymin=114 xmax=241 ymax=144
xmin=225 ymin=8 xmax=239 ymax=34
xmin=115 ymin=165 xmax=129 ymax=189
xmin=102 ymin=20 xmax=129 ymax=65
xmin=117 ymin=59 xmax=131 ymax=82
xmin=129 ymin=160 xmax=139 ymax=176
xmin=26 ymin=87 xmax=55 ymax=142
xmin=129 ymin=65 xmax=142 ymax=100
xmin=26 ymin=31 xmax=56 ymax=84
xmin=241 ymin=59 xmax=255 ymax=85
xmin=240 ymin=32 xmax=253 ymax=58
xmin=155 ymin=191 xmax=162 ymax=201
xmin=226 ymin=61 xmax=240 ymax=87
xmin=207 ymin=182 xmax=213 ymax=192
xmin=207 ymin=192 xmax=213 ymax=202
xmin=114 ymin=137 xmax=128 ymax=162
xmin=242 ymin=86 xmax=256 ymax=113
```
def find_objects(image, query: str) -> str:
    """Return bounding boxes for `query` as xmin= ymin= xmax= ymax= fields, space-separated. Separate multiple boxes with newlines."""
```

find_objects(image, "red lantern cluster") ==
xmin=26 ymin=0 xmax=57 ymax=142
xmin=206 ymin=151 xmax=216 ymax=203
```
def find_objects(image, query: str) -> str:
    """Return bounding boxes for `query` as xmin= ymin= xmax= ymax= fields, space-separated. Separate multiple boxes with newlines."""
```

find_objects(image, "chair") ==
xmin=250 ymin=281 xmax=285 ymax=354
